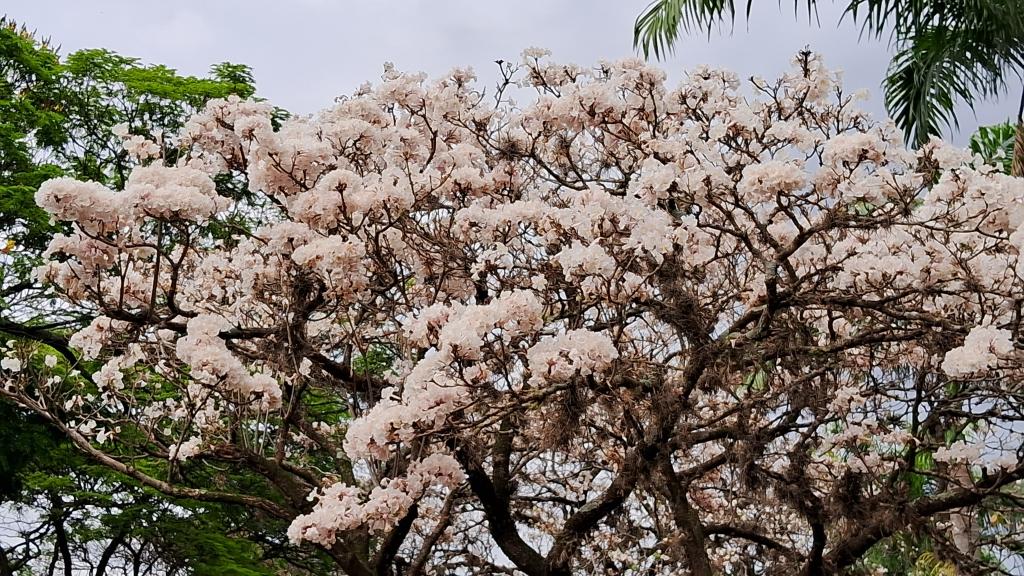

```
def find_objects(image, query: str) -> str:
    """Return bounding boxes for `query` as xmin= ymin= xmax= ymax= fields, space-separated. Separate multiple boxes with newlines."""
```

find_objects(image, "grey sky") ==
xmin=5 ymin=0 xmax=1019 ymax=144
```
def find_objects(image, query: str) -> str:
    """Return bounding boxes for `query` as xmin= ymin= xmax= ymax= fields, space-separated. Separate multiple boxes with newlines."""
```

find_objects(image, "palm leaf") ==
xmin=845 ymin=0 xmax=944 ymax=40
xmin=633 ymin=0 xmax=750 ymax=60
xmin=884 ymin=2 xmax=1024 ymax=147
xmin=634 ymin=0 xmax=1024 ymax=148
xmin=884 ymin=27 xmax=975 ymax=146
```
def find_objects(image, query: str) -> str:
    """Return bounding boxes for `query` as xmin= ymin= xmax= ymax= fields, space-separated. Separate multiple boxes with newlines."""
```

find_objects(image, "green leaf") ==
xmin=741 ymin=360 xmax=774 ymax=392
xmin=632 ymin=1 xmax=1024 ymax=147
xmin=353 ymin=345 xmax=396 ymax=377
xmin=908 ymin=449 xmax=933 ymax=499
xmin=970 ymin=121 xmax=1017 ymax=173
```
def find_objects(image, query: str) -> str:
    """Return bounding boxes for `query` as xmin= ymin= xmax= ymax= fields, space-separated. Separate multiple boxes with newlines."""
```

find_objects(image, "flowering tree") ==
xmin=3 ymin=49 xmax=1024 ymax=575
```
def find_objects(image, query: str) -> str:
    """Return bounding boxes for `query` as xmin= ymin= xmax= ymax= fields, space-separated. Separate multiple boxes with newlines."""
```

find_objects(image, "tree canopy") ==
xmin=3 ymin=48 xmax=1024 ymax=575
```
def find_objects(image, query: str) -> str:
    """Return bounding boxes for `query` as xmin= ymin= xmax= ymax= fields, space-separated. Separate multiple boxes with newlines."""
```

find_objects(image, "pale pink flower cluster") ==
xmin=554 ymin=240 xmax=617 ymax=280
xmin=736 ymin=159 xmax=807 ymax=203
xmin=933 ymin=439 xmax=984 ymax=464
xmin=347 ymin=292 xmax=545 ymax=460
xmin=175 ymin=314 xmax=283 ymax=409
xmin=291 ymin=236 xmax=369 ymax=300
xmin=288 ymin=168 xmax=416 ymax=229
xmin=35 ymin=178 xmax=129 ymax=235
xmin=0 ymin=356 xmax=21 ymax=373
xmin=288 ymin=452 xmax=464 ymax=544
xmin=43 ymin=232 xmax=118 ymax=270
xmin=95 ymin=356 xmax=128 ymax=391
xmin=178 ymin=95 xmax=276 ymax=174
xmin=111 ymin=123 xmax=161 ymax=160
xmin=821 ymin=131 xmax=889 ymax=167
xmin=941 ymin=325 xmax=1015 ymax=377
xmin=170 ymin=436 xmax=203 ymax=461
xmin=125 ymin=165 xmax=229 ymax=221
xmin=343 ymin=353 xmax=474 ymax=460
xmin=527 ymin=329 xmax=619 ymax=385
xmin=69 ymin=317 xmax=131 ymax=360
xmin=404 ymin=290 xmax=545 ymax=355
xmin=36 ymin=166 xmax=226 ymax=232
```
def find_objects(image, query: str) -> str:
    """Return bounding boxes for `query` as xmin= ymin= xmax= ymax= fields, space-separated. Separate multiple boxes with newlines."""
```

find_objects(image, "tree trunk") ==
xmin=52 ymin=510 xmax=73 ymax=576
xmin=1013 ymin=122 xmax=1024 ymax=177
xmin=1013 ymin=84 xmax=1024 ymax=177
xmin=95 ymin=530 xmax=127 ymax=576
xmin=0 ymin=545 xmax=15 ymax=576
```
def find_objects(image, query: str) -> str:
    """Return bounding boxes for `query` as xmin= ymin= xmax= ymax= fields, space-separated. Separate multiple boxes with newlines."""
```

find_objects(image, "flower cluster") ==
xmin=175 ymin=315 xmax=283 ymax=409
xmin=288 ymin=452 xmax=464 ymax=544
xmin=941 ymin=325 xmax=1015 ymax=377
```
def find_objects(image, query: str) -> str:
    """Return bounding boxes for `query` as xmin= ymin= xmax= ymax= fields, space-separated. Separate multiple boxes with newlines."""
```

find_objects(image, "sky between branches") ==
xmin=6 ymin=0 xmax=1018 ymax=145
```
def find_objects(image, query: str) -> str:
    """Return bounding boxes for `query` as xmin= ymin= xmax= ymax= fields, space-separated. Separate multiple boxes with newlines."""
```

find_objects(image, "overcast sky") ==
xmin=6 ymin=0 xmax=1019 ymax=144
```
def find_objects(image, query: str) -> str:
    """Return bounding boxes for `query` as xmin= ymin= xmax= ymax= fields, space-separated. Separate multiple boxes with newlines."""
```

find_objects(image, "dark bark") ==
xmin=456 ymin=444 xmax=547 ymax=576
xmin=50 ymin=501 xmax=72 ymax=576
xmin=1014 ymin=82 xmax=1024 ymax=177
xmin=825 ymin=467 xmax=1024 ymax=573
xmin=545 ymin=451 xmax=644 ymax=576
xmin=373 ymin=504 xmax=418 ymax=576
xmin=408 ymin=490 xmax=458 ymax=576
xmin=0 ymin=545 xmax=14 ymax=576
xmin=658 ymin=455 xmax=712 ymax=576
xmin=95 ymin=530 xmax=127 ymax=576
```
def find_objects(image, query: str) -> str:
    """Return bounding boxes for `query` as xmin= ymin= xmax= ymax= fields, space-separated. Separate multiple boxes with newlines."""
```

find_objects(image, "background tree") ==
xmin=969 ymin=121 xmax=1017 ymax=174
xmin=0 ymin=16 xmax=62 ymax=252
xmin=633 ymin=0 xmax=1024 ymax=151
xmin=0 ymin=18 xmax=320 ymax=576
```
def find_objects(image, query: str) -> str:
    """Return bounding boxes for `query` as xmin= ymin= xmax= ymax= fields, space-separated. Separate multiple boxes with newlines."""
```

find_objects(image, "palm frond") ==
xmin=844 ymin=0 xmax=931 ymax=40
xmin=633 ymin=0 xmax=749 ymax=60
xmin=910 ymin=551 xmax=957 ymax=576
xmin=632 ymin=0 xmax=1024 ymax=150
xmin=885 ymin=27 xmax=979 ymax=146
xmin=884 ymin=1 xmax=1024 ymax=146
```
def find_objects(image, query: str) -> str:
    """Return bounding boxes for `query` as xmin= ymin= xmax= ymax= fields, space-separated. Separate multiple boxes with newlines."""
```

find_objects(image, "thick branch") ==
xmin=16 ymin=398 xmax=297 ymax=519
xmin=825 ymin=466 xmax=1024 ymax=571
xmin=455 ymin=444 xmax=547 ymax=576
xmin=657 ymin=455 xmax=712 ymax=576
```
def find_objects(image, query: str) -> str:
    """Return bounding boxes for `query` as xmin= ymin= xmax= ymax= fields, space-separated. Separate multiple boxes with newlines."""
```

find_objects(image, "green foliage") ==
xmin=51 ymin=48 xmax=256 ymax=188
xmin=740 ymin=360 xmax=773 ymax=394
xmin=0 ymin=24 xmax=64 ymax=249
xmin=882 ymin=1 xmax=1024 ymax=146
xmin=134 ymin=509 xmax=281 ymax=576
xmin=970 ymin=121 xmax=1017 ymax=173
xmin=861 ymin=533 xmax=946 ymax=575
xmin=910 ymin=551 xmax=957 ymax=576
xmin=352 ymin=345 xmax=396 ymax=377
xmin=209 ymin=62 xmax=257 ymax=99
xmin=635 ymin=0 xmax=703 ymax=60
xmin=883 ymin=26 xmax=976 ymax=147
xmin=907 ymin=449 xmax=934 ymax=499
xmin=1 ymin=25 xmax=257 ymax=256
xmin=0 ymin=401 xmax=62 ymax=497
xmin=0 ymin=181 xmax=61 ymax=249
xmin=852 ymin=199 xmax=876 ymax=216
